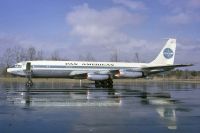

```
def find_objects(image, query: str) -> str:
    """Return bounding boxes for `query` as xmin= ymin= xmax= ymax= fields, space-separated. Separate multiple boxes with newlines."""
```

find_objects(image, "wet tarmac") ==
xmin=0 ymin=81 xmax=200 ymax=133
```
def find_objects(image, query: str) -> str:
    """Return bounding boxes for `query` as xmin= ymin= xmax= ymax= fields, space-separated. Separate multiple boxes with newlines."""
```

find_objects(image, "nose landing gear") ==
xmin=25 ymin=79 xmax=33 ymax=87
xmin=25 ymin=62 xmax=33 ymax=87
xmin=25 ymin=71 xmax=33 ymax=87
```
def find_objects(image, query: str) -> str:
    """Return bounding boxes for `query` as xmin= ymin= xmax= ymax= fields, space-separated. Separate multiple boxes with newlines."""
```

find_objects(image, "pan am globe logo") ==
xmin=163 ymin=48 xmax=174 ymax=59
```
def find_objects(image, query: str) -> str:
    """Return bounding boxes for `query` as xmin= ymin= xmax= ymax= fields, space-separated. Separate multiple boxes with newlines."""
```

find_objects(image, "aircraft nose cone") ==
xmin=7 ymin=68 xmax=12 ymax=73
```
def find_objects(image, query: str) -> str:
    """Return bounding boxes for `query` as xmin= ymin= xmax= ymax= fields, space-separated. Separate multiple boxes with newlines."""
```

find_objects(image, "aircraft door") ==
xmin=26 ymin=62 xmax=31 ymax=71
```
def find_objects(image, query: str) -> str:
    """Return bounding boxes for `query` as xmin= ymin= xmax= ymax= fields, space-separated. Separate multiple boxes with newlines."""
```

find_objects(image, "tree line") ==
xmin=0 ymin=45 xmax=121 ymax=69
xmin=0 ymin=45 xmax=98 ymax=76
xmin=0 ymin=46 xmax=95 ymax=67
xmin=0 ymin=46 xmax=199 ymax=79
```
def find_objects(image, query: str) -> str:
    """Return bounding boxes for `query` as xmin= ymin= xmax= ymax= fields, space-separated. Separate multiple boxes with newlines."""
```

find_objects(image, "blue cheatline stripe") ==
xmin=32 ymin=65 xmax=136 ymax=69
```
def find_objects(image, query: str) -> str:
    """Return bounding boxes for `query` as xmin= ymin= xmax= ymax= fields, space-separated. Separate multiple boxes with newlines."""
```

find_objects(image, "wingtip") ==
xmin=181 ymin=64 xmax=194 ymax=67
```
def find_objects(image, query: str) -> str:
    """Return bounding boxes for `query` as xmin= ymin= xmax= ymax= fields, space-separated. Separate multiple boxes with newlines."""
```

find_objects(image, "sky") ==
xmin=0 ymin=0 xmax=199 ymax=70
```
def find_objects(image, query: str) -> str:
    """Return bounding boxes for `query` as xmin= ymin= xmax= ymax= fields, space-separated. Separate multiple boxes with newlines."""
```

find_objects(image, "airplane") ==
xmin=7 ymin=38 xmax=192 ymax=88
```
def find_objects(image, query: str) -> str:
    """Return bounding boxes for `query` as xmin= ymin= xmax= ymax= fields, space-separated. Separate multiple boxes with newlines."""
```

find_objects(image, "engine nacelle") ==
xmin=87 ymin=74 xmax=109 ymax=81
xmin=115 ymin=71 xmax=143 ymax=78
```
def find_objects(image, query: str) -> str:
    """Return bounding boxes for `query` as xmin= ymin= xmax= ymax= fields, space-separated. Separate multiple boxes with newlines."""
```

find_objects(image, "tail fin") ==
xmin=150 ymin=38 xmax=176 ymax=65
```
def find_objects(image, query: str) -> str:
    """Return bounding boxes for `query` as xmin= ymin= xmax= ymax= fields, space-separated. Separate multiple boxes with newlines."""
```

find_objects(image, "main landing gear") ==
xmin=95 ymin=78 xmax=113 ymax=88
xmin=25 ymin=72 xmax=33 ymax=87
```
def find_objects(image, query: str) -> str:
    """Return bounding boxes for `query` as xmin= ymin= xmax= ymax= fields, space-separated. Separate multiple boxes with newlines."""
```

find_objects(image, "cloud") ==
xmin=66 ymin=3 xmax=147 ymax=60
xmin=65 ymin=3 xmax=199 ymax=64
xmin=0 ymin=33 xmax=70 ymax=58
xmin=178 ymin=38 xmax=200 ymax=51
xmin=188 ymin=0 xmax=200 ymax=9
xmin=112 ymin=0 xmax=146 ymax=10
xmin=67 ymin=4 xmax=143 ymax=39
xmin=160 ymin=0 xmax=200 ymax=24
xmin=164 ymin=12 xmax=191 ymax=24
xmin=0 ymin=34 xmax=22 ymax=51
xmin=1 ymin=2 xmax=197 ymax=67
xmin=175 ymin=38 xmax=200 ymax=67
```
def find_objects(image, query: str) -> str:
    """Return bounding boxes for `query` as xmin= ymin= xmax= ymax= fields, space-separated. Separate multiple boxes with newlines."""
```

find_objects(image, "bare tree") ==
xmin=77 ymin=52 xmax=95 ymax=61
xmin=51 ymin=50 xmax=61 ymax=60
xmin=78 ymin=54 xmax=85 ymax=61
xmin=27 ymin=47 xmax=36 ymax=60
xmin=63 ymin=56 xmax=70 ymax=61
xmin=13 ymin=46 xmax=26 ymax=62
xmin=85 ymin=52 xmax=95 ymax=61
xmin=36 ymin=50 xmax=44 ymax=60
xmin=110 ymin=49 xmax=119 ymax=62
xmin=2 ymin=48 xmax=15 ymax=68
xmin=0 ymin=57 xmax=3 ymax=68
xmin=135 ymin=52 xmax=140 ymax=63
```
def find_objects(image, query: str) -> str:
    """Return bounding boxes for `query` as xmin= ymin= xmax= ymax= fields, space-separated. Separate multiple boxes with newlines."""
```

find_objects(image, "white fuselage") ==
xmin=7 ymin=60 xmax=148 ymax=78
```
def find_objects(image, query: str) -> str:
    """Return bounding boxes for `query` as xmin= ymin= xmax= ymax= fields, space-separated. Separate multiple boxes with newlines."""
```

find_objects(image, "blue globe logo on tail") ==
xmin=163 ymin=48 xmax=174 ymax=59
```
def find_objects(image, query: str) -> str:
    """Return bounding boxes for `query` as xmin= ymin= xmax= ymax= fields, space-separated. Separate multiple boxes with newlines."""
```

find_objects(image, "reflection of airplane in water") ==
xmin=6 ymin=86 xmax=181 ymax=130
xmin=6 ymin=88 xmax=121 ymax=107
xmin=140 ymin=92 xmax=177 ymax=130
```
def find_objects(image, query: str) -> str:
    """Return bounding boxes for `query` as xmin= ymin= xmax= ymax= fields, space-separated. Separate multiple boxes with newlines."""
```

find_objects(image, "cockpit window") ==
xmin=14 ymin=65 xmax=22 ymax=68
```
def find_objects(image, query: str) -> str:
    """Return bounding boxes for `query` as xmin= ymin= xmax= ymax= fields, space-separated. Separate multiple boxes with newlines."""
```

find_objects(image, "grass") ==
xmin=0 ymin=77 xmax=200 ymax=84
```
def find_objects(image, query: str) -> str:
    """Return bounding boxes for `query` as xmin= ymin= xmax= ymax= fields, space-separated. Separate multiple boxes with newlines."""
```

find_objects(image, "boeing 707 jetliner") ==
xmin=7 ymin=39 xmax=192 ymax=88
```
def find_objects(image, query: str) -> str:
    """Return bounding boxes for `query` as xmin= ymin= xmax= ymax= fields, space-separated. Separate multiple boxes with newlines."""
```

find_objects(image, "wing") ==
xmin=68 ymin=64 xmax=193 ymax=79
xmin=142 ymin=64 xmax=193 ymax=75
xmin=142 ymin=64 xmax=193 ymax=70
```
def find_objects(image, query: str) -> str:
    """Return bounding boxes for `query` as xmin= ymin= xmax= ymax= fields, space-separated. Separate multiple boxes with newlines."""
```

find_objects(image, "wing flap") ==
xmin=142 ymin=64 xmax=193 ymax=70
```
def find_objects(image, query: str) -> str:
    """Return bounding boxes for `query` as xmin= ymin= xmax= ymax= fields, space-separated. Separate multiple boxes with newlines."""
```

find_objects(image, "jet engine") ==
xmin=115 ymin=70 xmax=144 ymax=78
xmin=87 ymin=74 xmax=109 ymax=81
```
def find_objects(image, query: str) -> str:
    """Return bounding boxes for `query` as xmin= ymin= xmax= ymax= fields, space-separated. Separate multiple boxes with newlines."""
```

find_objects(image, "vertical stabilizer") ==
xmin=150 ymin=39 xmax=176 ymax=65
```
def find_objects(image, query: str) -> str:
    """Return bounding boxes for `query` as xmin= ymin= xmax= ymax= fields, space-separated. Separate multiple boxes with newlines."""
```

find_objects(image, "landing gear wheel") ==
xmin=25 ymin=80 xmax=33 ymax=87
xmin=95 ymin=78 xmax=113 ymax=88
xmin=107 ymin=78 xmax=113 ymax=88
xmin=95 ymin=81 xmax=101 ymax=88
xmin=101 ymin=80 xmax=108 ymax=88
xmin=106 ymin=79 xmax=113 ymax=88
